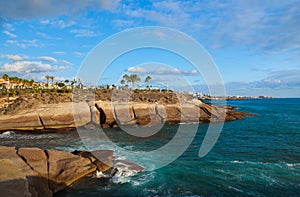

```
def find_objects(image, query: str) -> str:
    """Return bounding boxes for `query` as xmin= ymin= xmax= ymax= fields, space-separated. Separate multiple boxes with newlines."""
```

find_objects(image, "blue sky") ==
xmin=0 ymin=0 xmax=299 ymax=97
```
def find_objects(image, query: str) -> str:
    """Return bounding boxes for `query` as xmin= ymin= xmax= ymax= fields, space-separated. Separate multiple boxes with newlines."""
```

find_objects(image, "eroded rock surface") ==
xmin=0 ymin=98 xmax=254 ymax=132
xmin=0 ymin=146 xmax=143 ymax=196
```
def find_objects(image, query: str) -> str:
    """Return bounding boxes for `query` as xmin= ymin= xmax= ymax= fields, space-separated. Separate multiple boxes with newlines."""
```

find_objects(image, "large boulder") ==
xmin=90 ymin=105 xmax=100 ymax=125
xmin=72 ymin=149 xmax=114 ymax=172
xmin=0 ymin=110 xmax=43 ymax=131
xmin=18 ymin=147 xmax=48 ymax=178
xmin=46 ymin=149 xmax=96 ymax=193
xmin=156 ymin=104 xmax=181 ymax=124
xmin=181 ymin=103 xmax=201 ymax=123
xmin=0 ymin=159 xmax=32 ymax=197
xmin=199 ymin=104 xmax=226 ymax=122
xmin=0 ymin=146 xmax=52 ymax=197
xmin=132 ymin=103 xmax=162 ymax=126
xmin=95 ymin=101 xmax=116 ymax=127
xmin=113 ymin=103 xmax=136 ymax=126
xmin=37 ymin=102 xmax=90 ymax=129
xmin=0 ymin=146 xmax=144 ymax=195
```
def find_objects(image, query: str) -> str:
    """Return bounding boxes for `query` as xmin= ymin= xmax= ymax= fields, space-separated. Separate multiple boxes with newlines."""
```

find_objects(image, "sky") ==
xmin=0 ymin=0 xmax=300 ymax=97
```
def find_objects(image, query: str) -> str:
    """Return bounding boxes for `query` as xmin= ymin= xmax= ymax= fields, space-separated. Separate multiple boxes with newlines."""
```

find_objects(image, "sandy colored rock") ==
xmin=181 ymin=103 xmax=201 ymax=122
xmin=72 ymin=102 xmax=92 ymax=127
xmin=18 ymin=147 xmax=48 ymax=177
xmin=0 ymin=110 xmax=43 ymax=131
xmin=0 ymin=146 xmax=52 ymax=197
xmin=92 ymin=150 xmax=114 ymax=172
xmin=0 ymin=159 xmax=31 ymax=197
xmin=132 ymin=103 xmax=162 ymax=126
xmin=114 ymin=103 xmax=136 ymax=126
xmin=37 ymin=102 xmax=90 ymax=129
xmin=0 ymin=146 xmax=144 ymax=196
xmin=157 ymin=104 xmax=181 ymax=123
xmin=91 ymin=105 xmax=100 ymax=125
xmin=95 ymin=101 xmax=115 ymax=126
xmin=72 ymin=149 xmax=114 ymax=171
xmin=46 ymin=149 xmax=96 ymax=193
xmin=200 ymin=104 xmax=227 ymax=122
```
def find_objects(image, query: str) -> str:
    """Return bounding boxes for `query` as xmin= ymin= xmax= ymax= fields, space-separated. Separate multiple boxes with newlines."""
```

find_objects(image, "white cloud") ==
xmin=112 ymin=19 xmax=136 ymax=29
xmin=5 ymin=55 xmax=22 ymax=61
xmin=3 ymin=30 xmax=16 ymax=38
xmin=39 ymin=56 xmax=57 ymax=63
xmin=0 ymin=61 xmax=66 ymax=74
xmin=70 ymin=29 xmax=100 ymax=37
xmin=2 ymin=23 xmax=14 ymax=31
xmin=127 ymin=66 xmax=147 ymax=73
xmin=123 ymin=1 xmax=190 ymax=28
xmin=39 ymin=56 xmax=73 ymax=65
xmin=224 ymin=69 xmax=300 ymax=97
xmin=40 ymin=19 xmax=50 ymax=25
xmin=58 ymin=60 xmax=73 ymax=66
xmin=6 ymin=39 xmax=40 ymax=49
xmin=126 ymin=66 xmax=198 ymax=76
xmin=74 ymin=51 xmax=84 ymax=57
xmin=36 ymin=32 xmax=62 ymax=40
xmin=53 ymin=51 xmax=65 ymax=55
xmin=0 ymin=0 xmax=121 ymax=19
xmin=47 ymin=19 xmax=76 ymax=29
xmin=120 ymin=0 xmax=300 ymax=56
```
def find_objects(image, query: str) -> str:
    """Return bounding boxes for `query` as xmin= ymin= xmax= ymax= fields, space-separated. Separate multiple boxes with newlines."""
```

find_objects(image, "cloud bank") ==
xmin=0 ymin=0 xmax=120 ymax=19
xmin=126 ymin=66 xmax=198 ymax=76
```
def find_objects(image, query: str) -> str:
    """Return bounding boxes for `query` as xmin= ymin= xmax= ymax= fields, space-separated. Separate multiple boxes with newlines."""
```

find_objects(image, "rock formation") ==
xmin=0 ymin=98 xmax=254 ymax=132
xmin=0 ymin=146 xmax=143 ymax=196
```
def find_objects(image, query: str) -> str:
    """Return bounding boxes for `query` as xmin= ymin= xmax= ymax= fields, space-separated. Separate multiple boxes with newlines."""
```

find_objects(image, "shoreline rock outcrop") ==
xmin=0 ymin=98 xmax=254 ymax=132
xmin=0 ymin=146 xmax=144 ymax=196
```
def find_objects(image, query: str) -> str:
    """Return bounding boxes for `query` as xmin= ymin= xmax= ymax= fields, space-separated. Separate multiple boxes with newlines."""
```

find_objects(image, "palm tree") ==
xmin=129 ymin=74 xmax=140 ymax=88
xmin=2 ymin=74 xmax=9 ymax=91
xmin=45 ymin=75 xmax=50 ymax=87
xmin=29 ymin=80 xmax=34 ymax=86
xmin=145 ymin=75 xmax=151 ymax=89
xmin=50 ymin=76 xmax=54 ymax=86
xmin=2 ymin=74 xmax=9 ymax=81
xmin=64 ymin=79 xmax=69 ymax=84
xmin=71 ymin=78 xmax=77 ymax=88
xmin=123 ymin=74 xmax=130 ymax=82
xmin=145 ymin=76 xmax=151 ymax=83
xmin=123 ymin=74 xmax=140 ymax=89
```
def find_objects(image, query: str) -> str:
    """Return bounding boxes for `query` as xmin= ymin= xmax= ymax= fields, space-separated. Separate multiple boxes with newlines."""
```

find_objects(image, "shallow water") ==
xmin=1 ymin=98 xmax=299 ymax=196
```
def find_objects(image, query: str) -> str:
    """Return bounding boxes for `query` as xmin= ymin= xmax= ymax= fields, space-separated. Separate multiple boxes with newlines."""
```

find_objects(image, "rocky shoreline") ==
xmin=0 ymin=98 xmax=253 ymax=132
xmin=0 ymin=146 xmax=144 ymax=196
xmin=0 ymin=92 xmax=255 ymax=196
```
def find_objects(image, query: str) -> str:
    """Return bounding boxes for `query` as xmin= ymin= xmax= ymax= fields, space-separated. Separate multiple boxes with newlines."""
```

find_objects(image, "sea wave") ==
xmin=131 ymin=171 xmax=156 ymax=186
xmin=229 ymin=160 xmax=300 ymax=168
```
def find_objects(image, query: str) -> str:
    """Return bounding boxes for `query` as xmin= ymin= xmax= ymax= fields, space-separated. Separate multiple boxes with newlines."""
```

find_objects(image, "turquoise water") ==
xmin=1 ymin=98 xmax=299 ymax=196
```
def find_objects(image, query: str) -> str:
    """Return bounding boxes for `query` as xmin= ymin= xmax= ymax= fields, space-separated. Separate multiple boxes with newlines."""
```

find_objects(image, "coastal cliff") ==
xmin=0 ymin=99 xmax=252 ymax=132
xmin=0 ymin=146 xmax=143 ymax=196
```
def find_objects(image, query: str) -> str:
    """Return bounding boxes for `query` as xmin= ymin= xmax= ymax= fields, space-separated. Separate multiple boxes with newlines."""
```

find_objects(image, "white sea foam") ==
xmin=110 ymin=160 xmax=144 ymax=184
xmin=228 ymin=185 xmax=244 ymax=193
xmin=94 ymin=170 xmax=110 ymax=178
xmin=131 ymin=171 xmax=156 ymax=186
xmin=286 ymin=163 xmax=300 ymax=167
xmin=230 ymin=160 xmax=300 ymax=168
xmin=0 ymin=131 xmax=15 ymax=137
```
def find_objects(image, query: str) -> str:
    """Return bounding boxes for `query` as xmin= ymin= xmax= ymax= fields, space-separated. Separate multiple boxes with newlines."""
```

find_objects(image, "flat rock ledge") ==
xmin=0 ymin=100 xmax=254 ymax=132
xmin=0 ymin=146 xmax=144 ymax=197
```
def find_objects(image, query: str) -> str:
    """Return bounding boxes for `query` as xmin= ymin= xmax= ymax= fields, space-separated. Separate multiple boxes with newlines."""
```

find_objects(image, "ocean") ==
xmin=1 ymin=98 xmax=299 ymax=196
